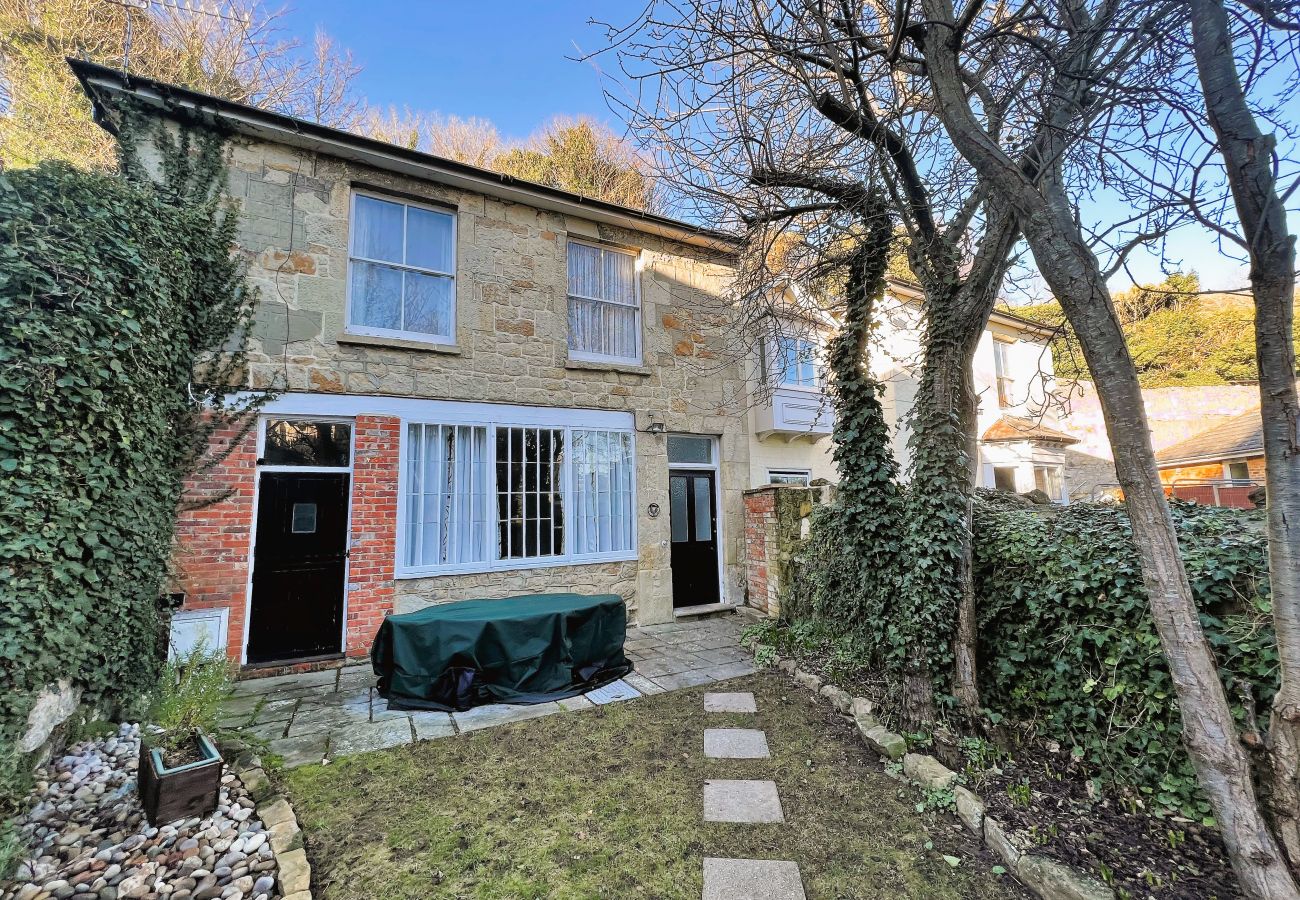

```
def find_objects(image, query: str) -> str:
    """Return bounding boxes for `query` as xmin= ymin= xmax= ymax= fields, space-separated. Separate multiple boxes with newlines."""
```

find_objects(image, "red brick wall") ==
xmin=172 ymin=414 xmax=403 ymax=666
xmin=344 ymin=415 xmax=400 ymax=657
xmin=172 ymin=421 xmax=258 ymax=660
xmin=743 ymin=488 xmax=776 ymax=615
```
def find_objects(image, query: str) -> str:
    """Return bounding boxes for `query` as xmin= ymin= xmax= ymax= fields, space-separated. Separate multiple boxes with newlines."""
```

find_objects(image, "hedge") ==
xmin=973 ymin=493 xmax=1275 ymax=818
xmin=0 ymin=126 xmax=255 ymax=758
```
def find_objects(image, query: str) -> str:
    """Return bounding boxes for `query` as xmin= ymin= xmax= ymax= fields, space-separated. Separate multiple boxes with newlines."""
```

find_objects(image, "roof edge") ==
xmin=68 ymin=58 xmax=741 ymax=255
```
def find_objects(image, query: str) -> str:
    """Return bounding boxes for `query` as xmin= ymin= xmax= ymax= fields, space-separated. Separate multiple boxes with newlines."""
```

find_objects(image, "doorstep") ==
xmin=675 ymin=602 xmax=739 ymax=620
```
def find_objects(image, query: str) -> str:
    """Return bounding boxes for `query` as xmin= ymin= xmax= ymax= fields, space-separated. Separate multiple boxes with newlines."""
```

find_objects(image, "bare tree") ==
xmin=892 ymin=0 xmax=1300 ymax=892
xmin=606 ymin=0 xmax=1034 ymax=720
xmin=0 ymin=0 xmax=363 ymax=169
xmin=1188 ymin=0 xmax=1300 ymax=865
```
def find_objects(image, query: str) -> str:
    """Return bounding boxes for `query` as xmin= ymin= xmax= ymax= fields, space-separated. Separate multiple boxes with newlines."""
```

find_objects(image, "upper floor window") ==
xmin=567 ymin=241 xmax=641 ymax=363
xmin=993 ymin=339 xmax=1015 ymax=408
xmin=777 ymin=332 xmax=821 ymax=388
xmin=348 ymin=192 xmax=456 ymax=343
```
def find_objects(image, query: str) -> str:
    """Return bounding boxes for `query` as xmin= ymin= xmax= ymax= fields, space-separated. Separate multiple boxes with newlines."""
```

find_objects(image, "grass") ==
xmin=285 ymin=673 xmax=1024 ymax=900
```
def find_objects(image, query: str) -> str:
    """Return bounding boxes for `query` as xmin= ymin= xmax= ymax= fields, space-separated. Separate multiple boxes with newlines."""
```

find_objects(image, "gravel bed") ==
xmin=1 ymin=724 xmax=282 ymax=900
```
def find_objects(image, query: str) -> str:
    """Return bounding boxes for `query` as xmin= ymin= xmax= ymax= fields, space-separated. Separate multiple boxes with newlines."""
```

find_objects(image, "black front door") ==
xmin=247 ymin=473 xmax=349 ymax=664
xmin=669 ymin=470 xmax=720 ymax=607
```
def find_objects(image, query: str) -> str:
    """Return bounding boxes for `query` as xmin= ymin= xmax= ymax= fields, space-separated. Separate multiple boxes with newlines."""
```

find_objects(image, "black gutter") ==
xmin=67 ymin=57 xmax=740 ymax=252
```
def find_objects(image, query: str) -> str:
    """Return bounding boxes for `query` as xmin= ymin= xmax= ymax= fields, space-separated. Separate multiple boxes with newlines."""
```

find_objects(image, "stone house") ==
xmin=74 ymin=61 xmax=844 ymax=669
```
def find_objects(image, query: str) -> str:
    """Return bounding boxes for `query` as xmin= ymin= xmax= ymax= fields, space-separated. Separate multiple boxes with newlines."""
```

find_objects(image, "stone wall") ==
xmin=163 ymin=128 xmax=772 ymax=661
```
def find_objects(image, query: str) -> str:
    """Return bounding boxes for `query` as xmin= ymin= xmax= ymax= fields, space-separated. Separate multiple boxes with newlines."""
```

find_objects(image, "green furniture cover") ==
xmin=371 ymin=593 xmax=633 ymax=711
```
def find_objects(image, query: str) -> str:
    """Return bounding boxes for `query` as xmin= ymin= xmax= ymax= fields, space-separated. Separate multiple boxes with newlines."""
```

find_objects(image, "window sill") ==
xmin=564 ymin=357 xmax=651 ymax=377
xmin=337 ymin=331 xmax=462 ymax=355
xmin=395 ymin=551 xmax=639 ymax=580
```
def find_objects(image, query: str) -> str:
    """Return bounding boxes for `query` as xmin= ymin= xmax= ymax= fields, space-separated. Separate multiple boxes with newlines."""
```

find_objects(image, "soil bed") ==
xmin=771 ymin=643 xmax=1242 ymax=900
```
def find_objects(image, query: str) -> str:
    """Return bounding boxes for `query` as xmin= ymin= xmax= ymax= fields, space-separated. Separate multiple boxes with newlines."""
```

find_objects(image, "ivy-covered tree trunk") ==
xmin=899 ymin=209 xmax=1020 ymax=724
xmin=817 ymin=199 xmax=905 ymax=631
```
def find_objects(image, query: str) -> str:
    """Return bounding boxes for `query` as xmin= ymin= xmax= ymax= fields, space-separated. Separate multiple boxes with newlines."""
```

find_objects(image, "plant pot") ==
xmin=138 ymin=731 xmax=222 ymax=825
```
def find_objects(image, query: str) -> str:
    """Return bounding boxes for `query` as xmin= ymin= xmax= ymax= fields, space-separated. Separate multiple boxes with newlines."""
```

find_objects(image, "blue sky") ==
xmin=281 ymin=1 xmax=638 ymax=142
xmin=280 ymin=1 xmax=1254 ymax=296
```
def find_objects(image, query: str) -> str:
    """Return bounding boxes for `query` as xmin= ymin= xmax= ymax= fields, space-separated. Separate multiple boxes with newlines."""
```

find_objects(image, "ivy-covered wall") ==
xmin=973 ymin=494 xmax=1273 ymax=817
xmin=0 ymin=125 xmax=256 ymax=761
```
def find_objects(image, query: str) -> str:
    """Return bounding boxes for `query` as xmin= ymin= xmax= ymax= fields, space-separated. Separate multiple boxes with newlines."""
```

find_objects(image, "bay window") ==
xmin=348 ymin=191 xmax=456 ymax=343
xmin=567 ymin=240 xmax=641 ymax=363
xmin=776 ymin=332 xmax=821 ymax=388
xmin=399 ymin=414 xmax=637 ymax=576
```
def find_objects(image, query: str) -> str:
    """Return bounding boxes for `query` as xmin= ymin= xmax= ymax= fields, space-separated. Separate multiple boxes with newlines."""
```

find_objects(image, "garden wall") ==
xmin=744 ymin=487 xmax=1276 ymax=814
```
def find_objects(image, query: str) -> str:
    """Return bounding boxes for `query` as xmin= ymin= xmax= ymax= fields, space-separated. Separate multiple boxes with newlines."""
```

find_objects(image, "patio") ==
xmin=219 ymin=615 xmax=755 ymax=767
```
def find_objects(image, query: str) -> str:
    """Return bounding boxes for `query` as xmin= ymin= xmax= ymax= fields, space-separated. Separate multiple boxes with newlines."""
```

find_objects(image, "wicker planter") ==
xmin=138 ymin=731 xmax=221 ymax=825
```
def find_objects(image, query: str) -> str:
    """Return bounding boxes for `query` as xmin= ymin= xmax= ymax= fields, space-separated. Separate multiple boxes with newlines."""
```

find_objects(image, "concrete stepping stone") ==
xmin=703 ymin=779 xmax=784 ymax=823
xmin=704 ymin=692 xmax=757 ymax=713
xmin=702 ymin=858 xmax=806 ymax=900
xmin=586 ymin=678 xmax=642 ymax=705
xmin=704 ymin=728 xmax=771 ymax=759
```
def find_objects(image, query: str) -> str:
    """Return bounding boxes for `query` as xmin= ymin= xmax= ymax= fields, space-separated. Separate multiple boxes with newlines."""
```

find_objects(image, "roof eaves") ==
xmin=68 ymin=58 xmax=741 ymax=255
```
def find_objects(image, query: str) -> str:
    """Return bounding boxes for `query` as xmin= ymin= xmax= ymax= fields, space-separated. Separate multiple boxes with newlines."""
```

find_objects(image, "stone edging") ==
xmin=759 ymin=649 xmax=1114 ymax=900
xmin=218 ymin=740 xmax=313 ymax=900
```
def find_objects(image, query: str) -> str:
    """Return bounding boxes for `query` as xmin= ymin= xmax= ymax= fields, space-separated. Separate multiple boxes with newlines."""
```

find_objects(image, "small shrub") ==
xmin=147 ymin=646 xmax=234 ymax=754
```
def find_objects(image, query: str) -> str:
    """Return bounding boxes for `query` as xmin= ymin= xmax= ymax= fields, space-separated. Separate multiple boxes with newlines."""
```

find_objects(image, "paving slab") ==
xmin=451 ymin=701 xmax=562 ymax=733
xmin=289 ymin=702 xmax=369 ymax=731
xmin=701 ymin=661 xmax=757 ymax=681
xmin=269 ymin=731 xmax=329 ymax=768
xmin=623 ymin=672 xmax=667 ymax=696
xmin=703 ymin=780 xmax=784 ymax=823
xmin=704 ymin=692 xmax=757 ymax=713
xmin=327 ymin=719 xmax=414 ymax=758
xmin=652 ymin=669 xmax=718 ymax=691
xmin=250 ymin=697 xmax=301 ymax=725
xmin=232 ymin=668 xmax=337 ymax=696
xmin=586 ymin=679 xmax=642 ymax=705
xmin=410 ymin=711 xmax=457 ymax=740
xmin=704 ymin=728 xmax=771 ymax=759
xmin=558 ymin=695 xmax=596 ymax=712
xmin=702 ymin=858 xmax=806 ymax=900
xmin=337 ymin=666 xmax=375 ymax=691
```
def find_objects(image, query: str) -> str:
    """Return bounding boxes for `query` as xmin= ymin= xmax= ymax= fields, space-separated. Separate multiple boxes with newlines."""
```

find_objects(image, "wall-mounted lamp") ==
xmin=646 ymin=421 xmax=667 ymax=435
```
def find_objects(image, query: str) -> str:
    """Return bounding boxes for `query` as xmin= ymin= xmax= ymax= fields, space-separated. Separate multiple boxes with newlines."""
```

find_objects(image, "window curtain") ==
xmin=572 ymin=429 xmax=635 ymax=555
xmin=406 ymin=424 xmax=489 ymax=567
xmin=568 ymin=242 xmax=637 ymax=360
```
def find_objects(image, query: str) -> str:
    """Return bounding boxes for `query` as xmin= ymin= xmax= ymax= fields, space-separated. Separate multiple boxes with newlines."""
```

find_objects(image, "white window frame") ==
xmin=396 ymin=407 xmax=638 ymax=578
xmin=566 ymin=238 xmax=643 ymax=365
xmin=768 ymin=468 xmax=812 ymax=486
xmin=772 ymin=326 xmax=823 ymax=392
xmin=993 ymin=338 xmax=1015 ymax=408
xmin=1225 ymin=460 xmax=1252 ymax=484
xmin=345 ymin=189 xmax=457 ymax=345
xmin=257 ymin=416 xmax=356 ymax=473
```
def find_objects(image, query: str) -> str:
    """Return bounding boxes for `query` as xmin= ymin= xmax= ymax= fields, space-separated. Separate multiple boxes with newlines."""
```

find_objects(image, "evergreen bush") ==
xmin=0 ymin=118 xmax=256 ymax=782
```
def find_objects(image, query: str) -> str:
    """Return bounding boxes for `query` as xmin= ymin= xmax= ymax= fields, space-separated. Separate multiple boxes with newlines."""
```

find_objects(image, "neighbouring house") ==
xmin=872 ymin=281 xmax=1076 ymax=502
xmin=73 ymin=62 xmax=1076 ymax=669
xmin=1155 ymin=407 xmax=1265 ymax=508
xmin=1055 ymin=380 xmax=1287 ymax=501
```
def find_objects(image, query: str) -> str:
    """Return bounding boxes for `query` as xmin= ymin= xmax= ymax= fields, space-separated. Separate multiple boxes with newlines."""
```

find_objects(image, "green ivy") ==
xmin=786 ymin=201 xmax=903 ymax=644
xmin=0 ymin=109 xmax=258 ymax=796
xmin=974 ymin=493 xmax=1276 ymax=817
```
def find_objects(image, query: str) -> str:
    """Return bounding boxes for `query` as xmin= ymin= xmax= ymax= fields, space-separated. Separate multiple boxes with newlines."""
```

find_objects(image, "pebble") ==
xmin=0 ymin=724 xmax=286 ymax=900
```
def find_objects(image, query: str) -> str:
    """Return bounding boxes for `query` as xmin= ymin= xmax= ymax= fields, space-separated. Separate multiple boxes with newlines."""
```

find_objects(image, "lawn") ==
xmin=284 ymin=673 xmax=1024 ymax=899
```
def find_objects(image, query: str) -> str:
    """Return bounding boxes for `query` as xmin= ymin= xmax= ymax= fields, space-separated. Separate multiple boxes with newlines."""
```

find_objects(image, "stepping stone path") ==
xmin=703 ymin=728 xmax=771 ymax=759
xmin=699 ymin=691 xmax=806 ymax=900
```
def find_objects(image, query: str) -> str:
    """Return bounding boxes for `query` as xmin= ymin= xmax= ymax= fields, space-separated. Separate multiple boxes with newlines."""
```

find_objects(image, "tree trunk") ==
xmin=1191 ymin=0 xmax=1300 ymax=868
xmin=918 ymin=5 xmax=1300 ymax=894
